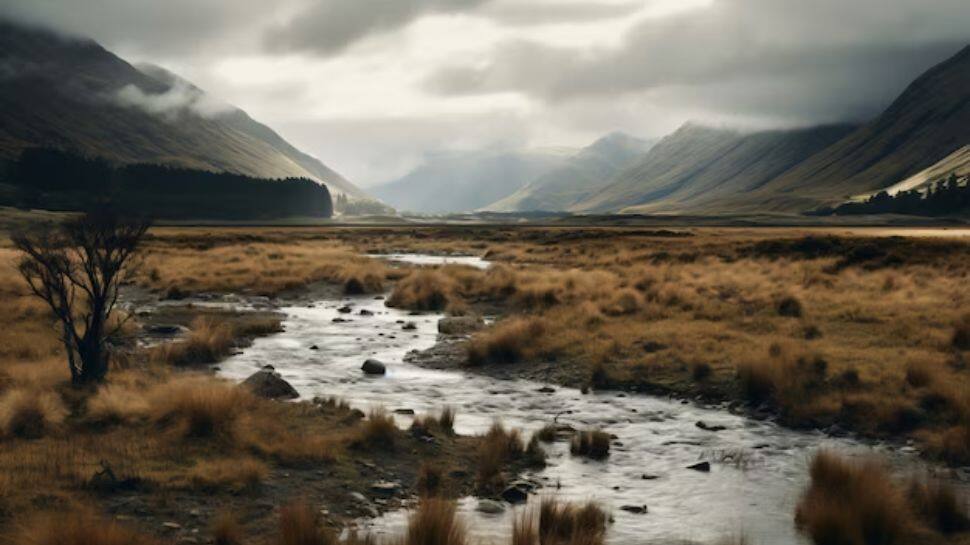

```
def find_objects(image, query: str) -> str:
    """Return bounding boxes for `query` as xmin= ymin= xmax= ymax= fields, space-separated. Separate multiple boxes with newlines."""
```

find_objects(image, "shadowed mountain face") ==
xmin=371 ymin=148 xmax=574 ymax=214
xmin=485 ymin=132 xmax=654 ymax=212
xmin=736 ymin=44 xmax=970 ymax=212
xmin=570 ymin=44 xmax=969 ymax=215
xmin=0 ymin=21 xmax=365 ymax=198
xmin=572 ymin=123 xmax=856 ymax=214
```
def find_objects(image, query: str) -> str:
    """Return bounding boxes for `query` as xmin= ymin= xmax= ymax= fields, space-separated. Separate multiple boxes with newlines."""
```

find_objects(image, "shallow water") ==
xmin=215 ymin=254 xmax=947 ymax=545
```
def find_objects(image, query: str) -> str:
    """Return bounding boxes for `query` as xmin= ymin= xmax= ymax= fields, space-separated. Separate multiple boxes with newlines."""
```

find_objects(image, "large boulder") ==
xmin=243 ymin=369 xmax=299 ymax=400
xmin=361 ymin=359 xmax=387 ymax=375
xmin=437 ymin=316 xmax=485 ymax=335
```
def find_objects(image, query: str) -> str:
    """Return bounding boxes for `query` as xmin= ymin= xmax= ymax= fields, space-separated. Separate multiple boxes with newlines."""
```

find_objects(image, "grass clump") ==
xmin=152 ymin=317 xmax=234 ymax=366
xmin=467 ymin=317 xmax=547 ymax=366
xmin=189 ymin=457 xmax=268 ymax=492
xmin=0 ymin=388 xmax=67 ymax=439
xmin=278 ymin=501 xmax=336 ymax=545
xmin=148 ymin=376 xmax=254 ymax=440
xmin=477 ymin=421 xmax=525 ymax=493
xmin=387 ymin=269 xmax=458 ymax=311
xmin=17 ymin=510 xmax=158 ymax=545
xmin=570 ymin=430 xmax=611 ymax=460
xmin=356 ymin=407 xmax=397 ymax=450
xmin=795 ymin=451 xmax=909 ymax=545
xmin=403 ymin=498 xmax=467 ymax=545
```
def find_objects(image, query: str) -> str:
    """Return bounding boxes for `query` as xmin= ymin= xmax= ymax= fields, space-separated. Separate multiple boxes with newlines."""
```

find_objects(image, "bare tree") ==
xmin=12 ymin=209 xmax=151 ymax=384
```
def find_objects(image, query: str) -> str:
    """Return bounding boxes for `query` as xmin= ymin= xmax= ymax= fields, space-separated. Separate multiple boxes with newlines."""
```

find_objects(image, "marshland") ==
xmin=0 ymin=220 xmax=967 ymax=545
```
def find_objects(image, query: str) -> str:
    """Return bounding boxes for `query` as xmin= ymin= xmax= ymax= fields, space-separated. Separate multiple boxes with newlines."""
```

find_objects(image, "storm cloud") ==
xmin=1 ymin=0 xmax=968 ymax=185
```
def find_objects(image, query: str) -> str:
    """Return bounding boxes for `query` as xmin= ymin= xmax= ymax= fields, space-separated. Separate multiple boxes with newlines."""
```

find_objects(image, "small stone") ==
xmin=695 ymin=421 xmax=726 ymax=432
xmin=370 ymin=481 xmax=400 ymax=494
xmin=309 ymin=345 xmax=319 ymax=350
xmin=641 ymin=474 xmax=660 ymax=480
xmin=393 ymin=408 xmax=415 ymax=415
xmin=536 ymin=386 xmax=556 ymax=394
xmin=686 ymin=462 xmax=711 ymax=472
xmin=402 ymin=322 xmax=418 ymax=331
xmin=162 ymin=522 xmax=182 ymax=530
xmin=501 ymin=486 xmax=528 ymax=504
xmin=361 ymin=359 xmax=386 ymax=375
xmin=359 ymin=309 xmax=374 ymax=316
xmin=477 ymin=500 xmax=505 ymax=514
xmin=350 ymin=492 xmax=368 ymax=503
xmin=242 ymin=369 xmax=299 ymax=400
xmin=620 ymin=505 xmax=648 ymax=514
xmin=337 ymin=306 xmax=353 ymax=314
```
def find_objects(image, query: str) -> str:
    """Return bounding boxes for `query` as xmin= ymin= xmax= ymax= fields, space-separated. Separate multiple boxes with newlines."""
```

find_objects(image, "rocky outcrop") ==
xmin=243 ymin=369 xmax=299 ymax=399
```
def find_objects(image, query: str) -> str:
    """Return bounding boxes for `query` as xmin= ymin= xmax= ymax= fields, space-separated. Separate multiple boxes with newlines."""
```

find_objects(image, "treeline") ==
xmin=333 ymin=193 xmax=395 ymax=216
xmin=812 ymin=174 xmax=970 ymax=216
xmin=0 ymin=148 xmax=333 ymax=220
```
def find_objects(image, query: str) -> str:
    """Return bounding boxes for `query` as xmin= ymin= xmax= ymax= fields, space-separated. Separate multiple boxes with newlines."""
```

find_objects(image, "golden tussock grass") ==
xmin=467 ymin=317 xmax=548 ymax=366
xmin=0 ymin=388 xmax=67 ymax=439
xmin=477 ymin=421 xmax=525 ymax=493
xmin=355 ymin=407 xmax=397 ymax=449
xmin=400 ymin=498 xmax=467 ymax=545
xmin=150 ymin=317 xmax=235 ymax=366
xmin=278 ymin=500 xmax=337 ymax=545
xmin=188 ymin=456 xmax=268 ymax=492
xmin=411 ymin=406 xmax=456 ymax=436
xmin=16 ymin=509 xmax=159 ymax=545
xmin=569 ymin=430 xmax=611 ymax=460
xmin=212 ymin=511 xmax=246 ymax=545
xmin=511 ymin=498 xmax=607 ymax=545
xmin=386 ymin=269 xmax=459 ymax=311
xmin=147 ymin=375 xmax=255 ymax=440
xmin=796 ymin=451 xmax=910 ymax=545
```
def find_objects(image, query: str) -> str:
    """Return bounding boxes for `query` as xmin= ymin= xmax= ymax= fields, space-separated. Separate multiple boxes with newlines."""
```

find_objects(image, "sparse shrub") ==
xmin=279 ymin=501 xmax=336 ymax=545
xmin=357 ymin=407 xmax=396 ymax=449
xmin=148 ymin=376 xmax=253 ymax=440
xmin=413 ymin=406 xmax=456 ymax=436
xmin=952 ymin=314 xmax=970 ymax=350
xmin=795 ymin=451 xmax=909 ymax=545
xmin=189 ymin=457 xmax=268 ymax=492
xmin=18 ymin=510 xmax=158 ymax=545
xmin=467 ymin=317 xmax=546 ymax=366
xmin=404 ymin=499 xmax=467 ymax=545
xmin=570 ymin=430 xmax=610 ymax=460
xmin=387 ymin=270 xmax=457 ymax=311
xmin=776 ymin=295 xmax=804 ymax=317
xmin=212 ymin=512 xmax=245 ymax=545
xmin=907 ymin=478 xmax=969 ymax=534
xmin=0 ymin=388 xmax=67 ymax=439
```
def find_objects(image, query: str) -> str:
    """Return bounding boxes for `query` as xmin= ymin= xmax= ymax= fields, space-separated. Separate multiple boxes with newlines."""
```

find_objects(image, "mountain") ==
xmin=371 ymin=148 xmax=574 ymax=214
xmin=571 ymin=123 xmax=855 ymax=214
xmin=849 ymin=145 xmax=970 ymax=201
xmin=0 ymin=20 xmax=365 ymax=199
xmin=736 ymin=44 xmax=970 ymax=212
xmin=485 ymin=132 xmax=654 ymax=212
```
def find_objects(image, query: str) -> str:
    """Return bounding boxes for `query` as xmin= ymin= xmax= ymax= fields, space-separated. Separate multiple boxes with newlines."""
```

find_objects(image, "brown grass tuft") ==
xmin=148 ymin=376 xmax=254 ymax=440
xmin=387 ymin=269 xmax=458 ymax=311
xmin=0 ymin=388 xmax=67 ymax=439
xmin=467 ymin=317 xmax=547 ymax=366
xmin=152 ymin=317 xmax=234 ymax=366
xmin=357 ymin=407 xmax=397 ymax=449
xmin=85 ymin=383 xmax=150 ymax=425
xmin=477 ymin=421 xmax=525 ymax=493
xmin=402 ymin=498 xmax=467 ymax=545
xmin=189 ymin=457 xmax=268 ymax=492
xmin=907 ymin=478 xmax=969 ymax=534
xmin=18 ymin=510 xmax=159 ymax=545
xmin=569 ymin=430 xmax=610 ymax=460
xmin=212 ymin=511 xmax=246 ymax=545
xmin=538 ymin=498 xmax=608 ymax=545
xmin=278 ymin=501 xmax=336 ymax=545
xmin=795 ymin=451 xmax=910 ymax=545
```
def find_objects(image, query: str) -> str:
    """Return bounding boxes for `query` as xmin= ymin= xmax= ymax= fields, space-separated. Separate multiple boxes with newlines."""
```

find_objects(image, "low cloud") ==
xmin=115 ymin=81 xmax=233 ymax=121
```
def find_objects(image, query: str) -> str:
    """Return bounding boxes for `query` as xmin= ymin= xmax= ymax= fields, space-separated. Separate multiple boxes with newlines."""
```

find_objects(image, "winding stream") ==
xmin=214 ymin=254 xmax=951 ymax=545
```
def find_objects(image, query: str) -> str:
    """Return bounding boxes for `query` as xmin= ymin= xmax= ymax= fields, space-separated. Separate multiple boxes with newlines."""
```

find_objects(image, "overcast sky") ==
xmin=2 ymin=0 xmax=968 ymax=186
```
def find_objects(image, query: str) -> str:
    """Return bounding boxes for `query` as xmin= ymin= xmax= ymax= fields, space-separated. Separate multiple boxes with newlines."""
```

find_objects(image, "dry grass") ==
xmin=795 ymin=451 xmax=911 ymax=545
xmin=0 ymin=388 xmax=67 ymax=439
xmin=412 ymin=407 xmax=456 ymax=436
xmin=278 ymin=501 xmax=337 ymax=545
xmin=356 ymin=407 xmax=397 ymax=449
xmin=212 ymin=511 xmax=246 ymax=545
xmin=467 ymin=317 xmax=549 ymax=366
xmin=16 ymin=509 xmax=159 ymax=545
xmin=569 ymin=430 xmax=611 ymax=460
xmin=907 ymin=478 xmax=970 ymax=535
xmin=400 ymin=498 xmax=467 ymax=545
xmin=386 ymin=269 xmax=458 ymax=311
xmin=150 ymin=317 xmax=235 ymax=366
xmin=188 ymin=456 xmax=268 ymax=492
xmin=477 ymin=421 xmax=525 ymax=493
xmin=147 ymin=375 xmax=255 ymax=440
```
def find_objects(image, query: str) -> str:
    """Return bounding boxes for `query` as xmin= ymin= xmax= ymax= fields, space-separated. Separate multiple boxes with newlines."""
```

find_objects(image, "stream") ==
xmin=213 ymin=254 xmax=954 ymax=545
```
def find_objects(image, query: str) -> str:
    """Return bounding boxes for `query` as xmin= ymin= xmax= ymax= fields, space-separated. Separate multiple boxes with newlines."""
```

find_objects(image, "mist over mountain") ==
xmin=485 ymin=132 xmax=654 ymax=212
xmin=0 ymin=20 xmax=365 ymax=199
xmin=371 ymin=148 xmax=574 ymax=214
